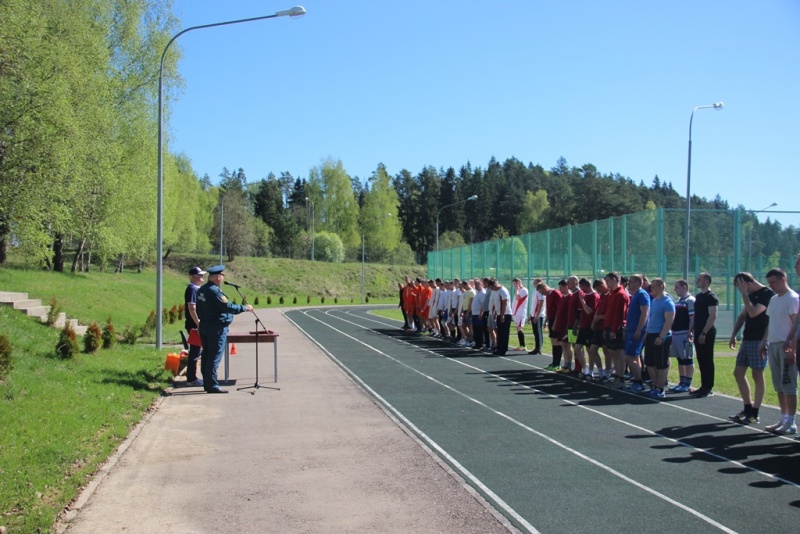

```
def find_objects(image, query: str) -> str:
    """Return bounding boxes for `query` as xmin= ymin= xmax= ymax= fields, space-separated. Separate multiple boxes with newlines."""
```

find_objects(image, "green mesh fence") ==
xmin=428 ymin=208 xmax=799 ymax=337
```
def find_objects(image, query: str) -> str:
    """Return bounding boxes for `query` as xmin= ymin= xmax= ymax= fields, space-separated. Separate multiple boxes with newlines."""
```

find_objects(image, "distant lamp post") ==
xmin=747 ymin=202 xmax=777 ymax=271
xmin=305 ymin=197 xmax=315 ymax=261
xmin=155 ymin=6 xmax=306 ymax=349
xmin=362 ymin=213 xmax=392 ymax=303
xmin=435 ymin=195 xmax=477 ymax=277
xmin=219 ymin=198 xmax=224 ymax=264
xmin=683 ymin=102 xmax=723 ymax=281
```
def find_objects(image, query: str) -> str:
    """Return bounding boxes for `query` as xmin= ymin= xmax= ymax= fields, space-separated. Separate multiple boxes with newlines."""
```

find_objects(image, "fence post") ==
xmin=622 ymin=215 xmax=628 ymax=274
xmin=732 ymin=208 xmax=743 ymax=318
xmin=593 ymin=219 xmax=598 ymax=279
xmin=546 ymin=229 xmax=551 ymax=283
xmin=610 ymin=217 xmax=615 ymax=273
xmin=567 ymin=226 xmax=573 ymax=276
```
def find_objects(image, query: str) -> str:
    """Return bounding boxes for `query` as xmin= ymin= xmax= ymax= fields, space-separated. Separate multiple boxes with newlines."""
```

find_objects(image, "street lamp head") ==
xmin=467 ymin=195 xmax=478 ymax=201
xmin=713 ymin=102 xmax=724 ymax=109
xmin=276 ymin=6 xmax=306 ymax=17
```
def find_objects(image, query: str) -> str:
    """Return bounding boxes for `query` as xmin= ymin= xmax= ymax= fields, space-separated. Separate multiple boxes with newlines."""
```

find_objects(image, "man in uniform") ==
xmin=196 ymin=265 xmax=253 ymax=394
xmin=184 ymin=266 xmax=206 ymax=387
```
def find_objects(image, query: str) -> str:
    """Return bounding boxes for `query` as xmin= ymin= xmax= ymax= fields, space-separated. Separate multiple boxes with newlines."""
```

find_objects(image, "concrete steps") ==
xmin=0 ymin=291 xmax=87 ymax=335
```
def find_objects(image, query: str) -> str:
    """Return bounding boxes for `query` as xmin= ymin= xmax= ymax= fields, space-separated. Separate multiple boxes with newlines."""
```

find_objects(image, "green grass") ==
xmin=370 ymin=309 xmax=779 ymax=407
xmin=0 ymin=305 xmax=169 ymax=533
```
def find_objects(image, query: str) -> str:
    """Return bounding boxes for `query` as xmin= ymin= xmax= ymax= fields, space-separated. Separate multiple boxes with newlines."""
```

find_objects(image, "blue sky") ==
xmin=168 ymin=0 xmax=800 ymax=228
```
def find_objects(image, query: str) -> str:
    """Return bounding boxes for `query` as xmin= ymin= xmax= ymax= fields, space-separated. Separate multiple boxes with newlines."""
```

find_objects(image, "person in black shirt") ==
xmin=692 ymin=272 xmax=718 ymax=397
xmin=184 ymin=267 xmax=206 ymax=386
xmin=728 ymin=272 xmax=774 ymax=423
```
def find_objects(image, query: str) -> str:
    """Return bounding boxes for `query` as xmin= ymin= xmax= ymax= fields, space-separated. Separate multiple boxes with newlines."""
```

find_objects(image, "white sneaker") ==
xmin=775 ymin=422 xmax=798 ymax=435
xmin=765 ymin=421 xmax=784 ymax=432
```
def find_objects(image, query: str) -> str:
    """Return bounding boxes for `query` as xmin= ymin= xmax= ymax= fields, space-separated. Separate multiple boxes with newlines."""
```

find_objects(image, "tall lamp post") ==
xmin=155 ymin=6 xmax=306 ymax=349
xmin=748 ymin=202 xmax=777 ymax=271
xmin=683 ymin=102 xmax=723 ymax=281
xmin=362 ymin=213 xmax=392 ymax=303
xmin=435 ymin=195 xmax=477 ymax=277
xmin=305 ymin=197 xmax=315 ymax=261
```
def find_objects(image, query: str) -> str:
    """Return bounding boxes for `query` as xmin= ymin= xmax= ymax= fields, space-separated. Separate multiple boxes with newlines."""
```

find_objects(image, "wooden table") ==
xmin=223 ymin=331 xmax=279 ymax=383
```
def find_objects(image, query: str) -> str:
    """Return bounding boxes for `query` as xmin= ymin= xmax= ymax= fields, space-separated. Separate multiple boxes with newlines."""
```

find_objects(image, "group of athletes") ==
xmin=398 ymin=255 xmax=800 ymax=436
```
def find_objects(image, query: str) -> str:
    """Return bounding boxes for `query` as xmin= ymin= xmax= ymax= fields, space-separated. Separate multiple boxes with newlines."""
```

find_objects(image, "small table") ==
xmin=223 ymin=331 xmax=279 ymax=383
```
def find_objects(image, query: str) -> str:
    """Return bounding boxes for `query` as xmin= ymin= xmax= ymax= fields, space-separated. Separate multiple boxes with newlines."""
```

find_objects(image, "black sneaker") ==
xmin=692 ymin=388 xmax=713 ymax=398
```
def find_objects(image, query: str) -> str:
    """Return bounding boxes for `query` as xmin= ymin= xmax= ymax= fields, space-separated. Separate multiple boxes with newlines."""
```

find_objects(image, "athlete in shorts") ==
xmin=643 ymin=279 xmax=675 ymax=398
xmin=511 ymin=278 xmax=529 ymax=351
xmin=669 ymin=279 xmax=695 ymax=392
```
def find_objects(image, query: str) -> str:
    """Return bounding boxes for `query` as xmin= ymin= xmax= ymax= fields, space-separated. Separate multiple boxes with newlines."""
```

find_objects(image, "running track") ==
xmin=285 ymin=306 xmax=800 ymax=534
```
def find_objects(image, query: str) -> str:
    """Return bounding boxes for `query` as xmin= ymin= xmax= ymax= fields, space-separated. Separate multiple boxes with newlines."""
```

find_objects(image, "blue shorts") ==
xmin=736 ymin=340 xmax=767 ymax=370
xmin=624 ymin=329 xmax=646 ymax=357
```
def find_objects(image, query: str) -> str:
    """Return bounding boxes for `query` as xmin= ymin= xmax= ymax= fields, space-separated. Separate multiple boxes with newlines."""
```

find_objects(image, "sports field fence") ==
xmin=427 ymin=208 xmax=800 ymax=337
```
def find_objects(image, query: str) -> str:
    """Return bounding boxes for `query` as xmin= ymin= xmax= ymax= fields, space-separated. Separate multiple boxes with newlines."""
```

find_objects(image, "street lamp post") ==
xmin=683 ymin=102 xmax=723 ymax=281
xmin=219 ymin=199 xmax=224 ymax=264
xmin=435 ymin=195 xmax=477 ymax=277
xmin=748 ymin=202 xmax=777 ymax=271
xmin=155 ymin=6 xmax=306 ymax=348
xmin=305 ymin=197 xmax=314 ymax=261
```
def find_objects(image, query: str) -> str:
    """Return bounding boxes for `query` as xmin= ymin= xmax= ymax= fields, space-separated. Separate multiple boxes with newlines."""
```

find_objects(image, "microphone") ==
xmin=224 ymin=281 xmax=241 ymax=289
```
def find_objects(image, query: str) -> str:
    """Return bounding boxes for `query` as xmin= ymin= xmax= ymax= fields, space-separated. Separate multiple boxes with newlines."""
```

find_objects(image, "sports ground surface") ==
xmin=286 ymin=305 xmax=800 ymax=534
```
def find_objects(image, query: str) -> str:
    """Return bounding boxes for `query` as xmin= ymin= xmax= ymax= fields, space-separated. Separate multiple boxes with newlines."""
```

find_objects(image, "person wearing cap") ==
xmin=184 ymin=266 xmax=206 ymax=387
xmin=196 ymin=265 xmax=253 ymax=394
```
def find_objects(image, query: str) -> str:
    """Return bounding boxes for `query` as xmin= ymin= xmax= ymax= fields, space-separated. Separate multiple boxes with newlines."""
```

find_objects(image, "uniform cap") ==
xmin=206 ymin=265 xmax=225 ymax=275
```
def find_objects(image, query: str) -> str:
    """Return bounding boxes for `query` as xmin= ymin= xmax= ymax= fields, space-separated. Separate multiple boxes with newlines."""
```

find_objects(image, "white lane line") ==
xmin=294 ymin=308 xmax=739 ymax=533
xmin=281 ymin=309 xmax=539 ymax=534
xmin=353 ymin=309 xmax=800 ymax=448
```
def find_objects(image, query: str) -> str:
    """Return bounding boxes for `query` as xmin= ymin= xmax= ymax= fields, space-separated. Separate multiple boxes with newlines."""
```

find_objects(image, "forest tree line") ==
xmin=2 ymin=1 xmax=797 ymax=272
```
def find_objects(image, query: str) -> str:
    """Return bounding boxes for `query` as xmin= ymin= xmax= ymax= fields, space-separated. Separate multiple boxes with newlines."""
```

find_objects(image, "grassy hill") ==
xmin=0 ymin=255 xmax=426 ymax=344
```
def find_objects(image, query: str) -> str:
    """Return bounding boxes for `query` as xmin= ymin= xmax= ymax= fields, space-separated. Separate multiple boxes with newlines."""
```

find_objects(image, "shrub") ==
xmin=321 ymin=296 xmax=325 ymax=304
xmin=142 ymin=310 xmax=156 ymax=337
xmin=267 ymin=296 xmax=272 ymax=305
xmin=168 ymin=305 xmax=178 ymax=324
xmin=46 ymin=295 xmax=62 ymax=326
xmin=84 ymin=322 xmax=102 ymax=353
xmin=56 ymin=323 xmax=80 ymax=359
xmin=351 ymin=297 xmax=354 ymax=303
xmin=293 ymin=296 xmax=297 ymax=304
xmin=365 ymin=295 xmax=370 ymax=303
xmin=0 ymin=334 xmax=12 ymax=380
xmin=254 ymin=296 xmax=260 ymax=305
xmin=102 ymin=317 xmax=116 ymax=349
xmin=178 ymin=304 xmax=185 ymax=321
xmin=162 ymin=308 xmax=168 ymax=325
xmin=279 ymin=296 xmax=284 ymax=304
xmin=232 ymin=298 xmax=237 ymax=304
xmin=334 ymin=296 xmax=338 ymax=304
xmin=306 ymin=295 xmax=311 ymax=304
xmin=122 ymin=325 xmax=138 ymax=345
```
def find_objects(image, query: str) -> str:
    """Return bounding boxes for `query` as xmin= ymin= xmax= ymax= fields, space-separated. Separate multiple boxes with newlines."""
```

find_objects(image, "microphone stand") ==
xmin=229 ymin=287 xmax=280 ymax=394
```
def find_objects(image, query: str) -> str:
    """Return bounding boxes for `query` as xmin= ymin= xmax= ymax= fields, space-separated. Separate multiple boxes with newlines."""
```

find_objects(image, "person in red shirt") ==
xmin=590 ymin=278 xmax=610 ymax=381
xmin=541 ymin=281 xmax=565 ymax=371
xmin=402 ymin=277 xmax=417 ymax=331
xmin=553 ymin=280 xmax=572 ymax=373
xmin=603 ymin=272 xmax=630 ymax=388
xmin=575 ymin=278 xmax=599 ymax=379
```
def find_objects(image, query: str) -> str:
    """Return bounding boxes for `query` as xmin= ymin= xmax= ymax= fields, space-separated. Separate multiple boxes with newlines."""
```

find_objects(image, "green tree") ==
xmin=360 ymin=164 xmax=401 ymax=263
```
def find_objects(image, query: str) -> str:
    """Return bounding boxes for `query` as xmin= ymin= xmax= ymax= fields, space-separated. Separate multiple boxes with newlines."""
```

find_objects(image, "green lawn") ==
xmin=370 ymin=308 xmax=779 ymax=407
xmin=0 ymin=305 xmax=169 ymax=532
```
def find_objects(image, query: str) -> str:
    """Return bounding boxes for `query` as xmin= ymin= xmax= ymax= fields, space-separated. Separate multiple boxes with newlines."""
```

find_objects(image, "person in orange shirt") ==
xmin=417 ymin=279 xmax=432 ymax=334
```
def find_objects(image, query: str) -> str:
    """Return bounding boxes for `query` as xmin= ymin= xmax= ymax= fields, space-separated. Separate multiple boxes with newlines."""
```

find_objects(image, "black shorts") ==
xmin=590 ymin=328 xmax=605 ymax=347
xmin=547 ymin=318 xmax=561 ymax=339
xmin=644 ymin=332 xmax=672 ymax=370
xmin=604 ymin=327 xmax=625 ymax=351
xmin=575 ymin=327 xmax=593 ymax=346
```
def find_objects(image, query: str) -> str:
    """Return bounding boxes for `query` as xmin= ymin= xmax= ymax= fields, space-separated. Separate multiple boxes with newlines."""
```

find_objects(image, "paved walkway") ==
xmin=60 ymin=308 xmax=511 ymax=533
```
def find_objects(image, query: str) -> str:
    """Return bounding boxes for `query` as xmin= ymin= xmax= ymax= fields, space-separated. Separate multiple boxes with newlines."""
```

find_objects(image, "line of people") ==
xmin=399 ymin=256 xmax=800 ymax=435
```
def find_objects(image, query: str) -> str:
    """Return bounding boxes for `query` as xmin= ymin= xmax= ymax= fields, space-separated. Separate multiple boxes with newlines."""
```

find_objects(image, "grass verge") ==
xmin=0 ymin=306 xmax=170 ymax=533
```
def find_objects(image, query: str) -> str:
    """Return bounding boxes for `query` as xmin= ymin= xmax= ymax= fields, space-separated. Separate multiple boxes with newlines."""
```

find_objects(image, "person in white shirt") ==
xmin=760 ymin=267 xmax=800 ymax=435
xmin=471 ymin=279 xmax=487 ymax=350
xmin=511 ymin=278 xmax=529 ymax=351
xmin=491 ymin=279 xmax=512 ymax=355
xmin=529 ymin=278 xmax=546 ymax=355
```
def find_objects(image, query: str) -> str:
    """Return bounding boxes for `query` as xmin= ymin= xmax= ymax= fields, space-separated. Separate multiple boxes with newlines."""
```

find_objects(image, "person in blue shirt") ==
xmin=625 ymin=274 xmax=650 ymax=392
xmin=196 ymin=265 xmax=253 ymax=394
xmin=644 ymin=279 xmax=675 ymax=398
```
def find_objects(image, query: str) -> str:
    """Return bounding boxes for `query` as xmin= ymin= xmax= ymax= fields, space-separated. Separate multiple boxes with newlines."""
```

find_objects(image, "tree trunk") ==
xmin=115 ymin=253 xmax=125 ymax=273
xmin=71 ymin=237 xmax=86 ymax=273
xmin=0 ymin=219 xmax=8 ymax=264
xmin=53 ymin=234 xmax=65 ymax=272
xmin=138 ymin=257 xmax=143 ymax=273
xmin=163 ymin=246 xmax=171 ymax=260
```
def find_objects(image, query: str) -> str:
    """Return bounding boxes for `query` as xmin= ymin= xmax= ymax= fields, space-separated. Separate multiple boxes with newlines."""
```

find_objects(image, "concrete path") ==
xmin=60 ymin=308 xmax=511 ymax=534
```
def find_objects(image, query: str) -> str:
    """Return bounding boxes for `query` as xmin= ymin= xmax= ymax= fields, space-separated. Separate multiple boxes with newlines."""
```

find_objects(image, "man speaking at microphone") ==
xmin=196 ymin=265 xmax=253 ymax=394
